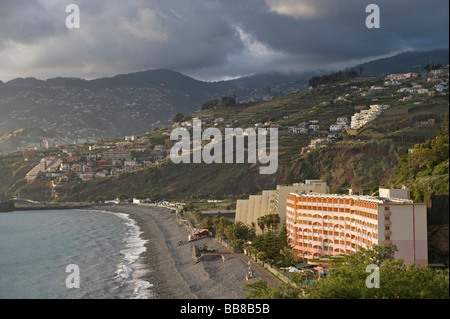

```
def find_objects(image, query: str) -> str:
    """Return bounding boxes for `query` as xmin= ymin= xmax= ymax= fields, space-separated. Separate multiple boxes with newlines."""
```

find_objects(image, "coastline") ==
xmin=11 ymin=201 xmax=92 ymax=211
xmin=89 ymin=204 xmax=249 ymax=299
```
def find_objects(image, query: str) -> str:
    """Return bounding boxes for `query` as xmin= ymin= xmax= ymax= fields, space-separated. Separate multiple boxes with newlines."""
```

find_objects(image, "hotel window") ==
xmin=385 ymin=207 xmax=390 ymax=211
xmin=385 ymin=216 xmax=390 ymax=221
xmin=385 ymin=236 xmax=390 ymax=240
xmin=385 ymin=226 xmax=390 ymax=231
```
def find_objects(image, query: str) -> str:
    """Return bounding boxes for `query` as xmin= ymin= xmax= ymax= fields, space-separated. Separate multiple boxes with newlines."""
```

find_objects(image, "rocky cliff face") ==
xmin=0 ymin=201 xmax=15 ymax=212
xmin=428 ymin=225 xmax=449 ymax=266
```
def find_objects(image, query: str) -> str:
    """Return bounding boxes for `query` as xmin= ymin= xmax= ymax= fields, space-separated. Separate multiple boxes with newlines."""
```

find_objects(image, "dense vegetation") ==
xmin=243 ymin=243 xmax=449 ymax=299
xmin=195 ymin=211 xmax=294 ymax=266
xmin=393 ymin=118 xmax=449 ymax=203
xmin=201 ymin=96 xmax=238 ymax=110
xmin=308 ymin=69 xmax=359 ymax=88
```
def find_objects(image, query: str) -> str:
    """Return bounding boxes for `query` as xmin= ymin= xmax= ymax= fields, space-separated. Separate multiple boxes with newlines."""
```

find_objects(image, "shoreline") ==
xmin=88 ymin=204 xmax=249 ymax=299
xmin=9 ymin=201 xmax=93 ymax=212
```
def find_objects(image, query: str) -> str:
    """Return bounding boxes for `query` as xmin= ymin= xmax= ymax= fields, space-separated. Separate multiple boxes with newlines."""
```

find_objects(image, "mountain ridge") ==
xmin=0 ymin=48 xmax=448 ymax=154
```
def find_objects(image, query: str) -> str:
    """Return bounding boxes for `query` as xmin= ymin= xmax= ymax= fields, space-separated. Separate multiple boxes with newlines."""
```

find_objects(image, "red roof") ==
xmin=66 ymin=156 xmax=80 ymax=163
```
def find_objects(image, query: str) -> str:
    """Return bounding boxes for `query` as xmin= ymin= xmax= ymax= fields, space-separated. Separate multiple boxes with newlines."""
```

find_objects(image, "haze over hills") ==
xmin=0 ymin=48 xmax=448 ymax=153
xmin=353 ymin=49 xmax=449 ymax=75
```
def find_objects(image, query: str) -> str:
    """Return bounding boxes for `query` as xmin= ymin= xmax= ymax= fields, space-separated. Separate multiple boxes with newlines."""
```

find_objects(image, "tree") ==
xmin=224 ymin=222 xmax=251 ymax=241
xmin=67 ymin=171 xmax=79 ymax=183
xmin=215 ymin=216 xmax=233 ymax=238
xmin=202 ymin=217 xmax=214 ymax=231
xmin=280 ymin=246 xmax=296 ymax=267
xmin=424 ymin=63 xmax=443 ymax=72
xmin=348 ymin=242 xmax=398 ymax=266
xmin=257 ymin=251 xmax=266 ymax=266
xmin=303 ymin=243 xmax=449 ymax=299
xmin=309 ymin=69 xmax=359 ymax=88
xmin=263 ymin=214 xmax=281 ymax=231
xmin=257 ymin=215 xmax=267 ymax=234
xmin=242 ymin=272 xmax=305 ymax=299
xmin=393 ymin=119 xmax=449 ymax=199
xmin=221 ymin=96 xmax=237 ymax=107
xmin=243 ymin=243 xmax=449 ymax=299
xmin=242 ymin=279 xmax=285 ymax=299
xmin=269 ymin=214 xmax=281 ymax=230
xmin=224 ymin=221 xmax=255 ymax=251
xmin=173 ymin=113 xmax=184 ymax=123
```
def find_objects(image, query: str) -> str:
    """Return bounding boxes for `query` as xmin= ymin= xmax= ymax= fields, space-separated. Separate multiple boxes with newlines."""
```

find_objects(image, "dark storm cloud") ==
xmin=224 ymin=0 xmax=449 ymax=62
xmin=0 ymin=0 xmax=448 ymax=81
xmin=0 ymin=1 xmax=63 ymax=48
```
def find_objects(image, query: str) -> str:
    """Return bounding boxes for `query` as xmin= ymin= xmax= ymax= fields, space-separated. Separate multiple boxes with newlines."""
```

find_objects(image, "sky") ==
xmin=0 ymin=0 xmax=448 ymax=82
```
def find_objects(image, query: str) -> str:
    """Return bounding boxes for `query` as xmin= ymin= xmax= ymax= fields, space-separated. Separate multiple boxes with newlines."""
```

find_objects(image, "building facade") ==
xmin=350 ymin=105 xmax=390 ymax=130
xmin=286 ymin=188 xmax=427 ymax=266
xmin=235 ymin=180 xmax=330 ymax=233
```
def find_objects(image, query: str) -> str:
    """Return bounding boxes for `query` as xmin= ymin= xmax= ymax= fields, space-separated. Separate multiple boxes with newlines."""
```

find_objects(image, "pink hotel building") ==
xmin=286 ymin=188 xmax=428 ymax=266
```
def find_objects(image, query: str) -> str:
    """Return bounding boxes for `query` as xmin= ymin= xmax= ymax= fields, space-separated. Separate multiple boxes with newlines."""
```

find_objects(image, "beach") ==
xmin=91 ymin=204 xmax=249 ymax=299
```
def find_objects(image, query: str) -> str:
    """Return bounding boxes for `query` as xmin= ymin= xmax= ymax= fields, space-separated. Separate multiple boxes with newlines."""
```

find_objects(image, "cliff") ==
xmin=0 ymin=201 xmax=15 ymax=212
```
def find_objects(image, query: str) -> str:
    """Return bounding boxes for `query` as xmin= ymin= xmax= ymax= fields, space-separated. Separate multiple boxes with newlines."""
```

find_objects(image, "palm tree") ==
xmin=257 ymin=215 xmax=267 ymax=234
xmin=257 ymin=252 xmax=266 ymax=267
xmin=264 ymin=215 xmax=272 ymax=231
xmin=265 ymin=214 xmax=280 ymax=231
xmin=270 ymin=214 xmax=280 ymax=230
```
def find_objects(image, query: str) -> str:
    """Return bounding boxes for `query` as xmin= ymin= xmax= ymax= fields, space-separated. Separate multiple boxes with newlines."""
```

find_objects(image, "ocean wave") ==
xmin=85 ymin=209 xmax=153 ymax=299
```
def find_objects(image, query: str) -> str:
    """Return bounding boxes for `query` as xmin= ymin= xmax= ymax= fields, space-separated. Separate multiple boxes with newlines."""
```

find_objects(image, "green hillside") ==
xmin=393 ymin=120 xmax=449 ymax=202
xmin=42 ymin=73 xmax=449 ymax=203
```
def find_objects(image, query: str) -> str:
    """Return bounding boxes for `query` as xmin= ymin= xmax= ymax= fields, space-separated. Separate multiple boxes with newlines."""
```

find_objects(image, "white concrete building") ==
xmin=236 ymin=180 xmax=330 ymax=233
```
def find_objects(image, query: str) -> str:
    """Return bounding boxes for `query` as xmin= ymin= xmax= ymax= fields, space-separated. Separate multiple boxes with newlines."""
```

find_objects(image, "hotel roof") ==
xmin=289 ymin=192 xmax=415 ymax=205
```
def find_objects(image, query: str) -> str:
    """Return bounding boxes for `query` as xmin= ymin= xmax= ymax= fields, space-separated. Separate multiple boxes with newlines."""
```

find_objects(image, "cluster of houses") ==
xmin=25 ymin=137 xmax=170 ymax=185
xmin=288 ymin=120 xmax=320 ymax=135
xmin=350 ymin=104 xmax=390 ymax=130
xmin=26 ymin=157 xmax=62 ymax=182
xmin=290 ymin=118 xmax=347 ymax=144
xmin=173 ymin=116 xmax=234 ymax=129
xmin=296 ymin=68 xmax=448 ymax=153
xmin=297 ymin=118 xmax=350 ymax=154
xmin=348 ymin=68 xmax=448 ymax=131
xmin=385 ymin=69 xmax=449 ymax=97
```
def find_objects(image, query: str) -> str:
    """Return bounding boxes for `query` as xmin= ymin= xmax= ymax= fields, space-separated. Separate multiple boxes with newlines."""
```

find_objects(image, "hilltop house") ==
xmin=431 ymin=68 xmax=449 ymax=77
xmin=124 ymin=160 xmax=140 ymax=167
xmin=336 ymin=117 xmax=348 ymax=125
xmin=310 ymin=137 xmax=332 ymax=149
xmin=101 ymin=150 xmax=130 ymax=160
xmin=290 ymin=125 xmax=308 ymax=134
xmin=66 ymin=156 xmax=80 ymax=163
xmin=154 ymin=145 xmax=165 ymax=152
xmin=125 ymin=135 xmax=138 ymax=141
xmin=350 ymin=105 xmax=389 ymax=130
xmin=95 ymin=171 xmax=108 ymax=178
xmin=214 ymin=117 xmax=225 ymax=126
xmin=384 ymin=80 xmax=401 ymax=86
xmin=387 ymin=72 xmax=418 ymax=81
xmin=78 ymin=174 xmax=93 ymax=181
xmin=329 ymin=124 xmax=344 ymax=132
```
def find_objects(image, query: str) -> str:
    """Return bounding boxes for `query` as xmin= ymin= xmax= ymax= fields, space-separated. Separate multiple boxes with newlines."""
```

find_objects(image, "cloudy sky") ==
xmin=0 ymin=0 xmax=448 ymax=82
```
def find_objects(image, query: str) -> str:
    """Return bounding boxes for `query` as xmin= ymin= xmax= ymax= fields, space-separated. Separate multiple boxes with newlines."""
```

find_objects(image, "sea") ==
xmin=0 ymin=209 xmax=154 ymax=299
